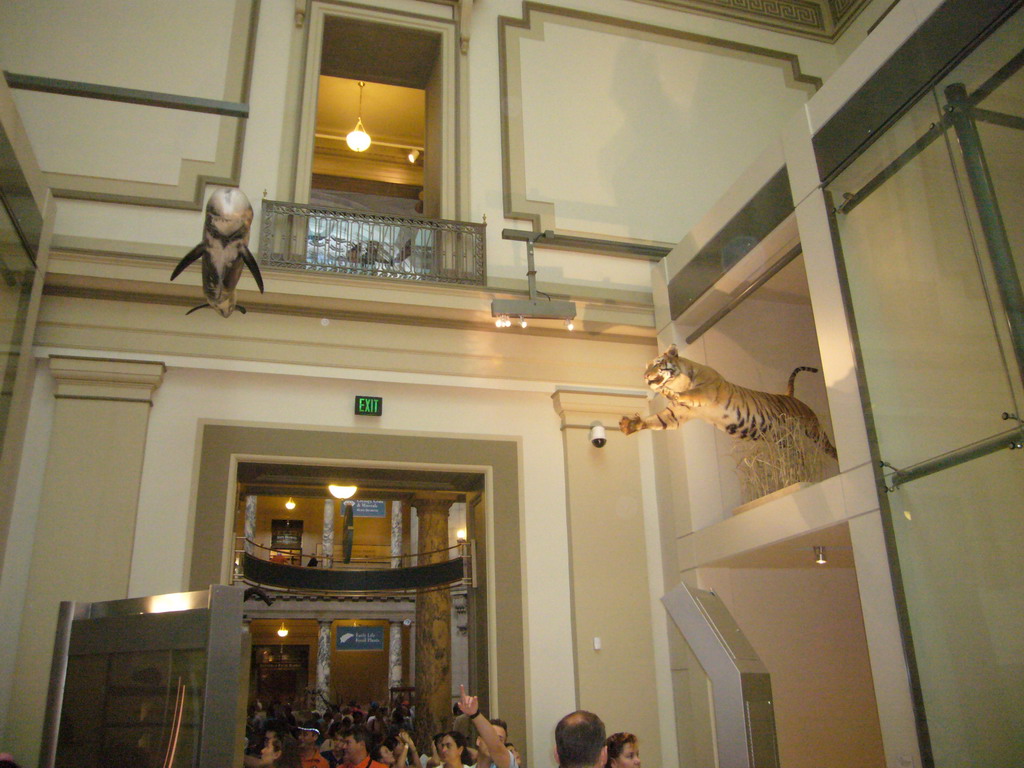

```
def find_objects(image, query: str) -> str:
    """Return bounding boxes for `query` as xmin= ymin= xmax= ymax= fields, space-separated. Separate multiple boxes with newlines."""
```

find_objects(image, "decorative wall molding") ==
xmin=8 ymin=0 xmax=259 ymax=210
xmin=499 ymin=3 xmax=822 ymax=236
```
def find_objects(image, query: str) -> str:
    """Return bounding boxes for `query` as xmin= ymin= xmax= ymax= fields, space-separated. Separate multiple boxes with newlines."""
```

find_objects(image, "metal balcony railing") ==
xmin=259 ymin=200 xmax=486 ymax=286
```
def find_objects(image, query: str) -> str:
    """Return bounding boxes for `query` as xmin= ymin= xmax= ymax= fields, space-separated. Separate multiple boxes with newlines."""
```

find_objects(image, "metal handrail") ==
xmin=231 ymin=537 xmax=474 ymax=595
xmin=235 ymin=536 xmax=467 ymax=570
xmin=258 ymin=200 xmax=486 ymax=286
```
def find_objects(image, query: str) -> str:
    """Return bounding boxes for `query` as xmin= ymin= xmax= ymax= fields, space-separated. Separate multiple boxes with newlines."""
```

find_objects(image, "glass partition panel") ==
xmin=829 ymin=92 xmax=1021 ymax=467
xmin=887 ymin=449 xmax=1024 ymax=765
xmin=827 ymin=6 xmax=1024 ymax=766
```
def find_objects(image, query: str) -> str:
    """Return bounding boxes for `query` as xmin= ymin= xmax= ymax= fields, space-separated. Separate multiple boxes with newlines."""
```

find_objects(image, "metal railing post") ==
xmin=945 ymin=83 xmax=1024 ymax=388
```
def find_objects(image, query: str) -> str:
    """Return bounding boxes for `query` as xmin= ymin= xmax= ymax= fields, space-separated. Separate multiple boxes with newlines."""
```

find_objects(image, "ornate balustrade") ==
xmin=258 ymin=200 xmax=486 ymax=286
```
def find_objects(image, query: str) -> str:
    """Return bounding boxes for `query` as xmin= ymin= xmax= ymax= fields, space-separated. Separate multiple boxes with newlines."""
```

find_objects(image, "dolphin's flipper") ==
xmin=171 ymin=243 xmax=206 ymax=281
xmin=185 ymin=303 xmax=210 ymax=315
xmin=241 ymin=246 xmax=264 ymax=293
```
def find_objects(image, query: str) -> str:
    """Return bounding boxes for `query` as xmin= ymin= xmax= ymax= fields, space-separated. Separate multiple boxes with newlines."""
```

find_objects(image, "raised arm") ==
xmin=398 ymin=731 xmax=420 ymax=768
xmin=457 ymin=685 xmax=510 ymax=768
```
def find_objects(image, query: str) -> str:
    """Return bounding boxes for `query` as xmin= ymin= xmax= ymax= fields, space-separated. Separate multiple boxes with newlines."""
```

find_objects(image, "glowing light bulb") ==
xmin=519 ymin=317 xmax=527 ymax=328
xmin=346 ymin=122 xmax=371 ymax=152
xmin=329 ymin=484 xmax=357 ymax=499
xmin=285 ymin=498 xmax=296 ymax=510
xmin=277 ymin=624 xmax=289 ymax=638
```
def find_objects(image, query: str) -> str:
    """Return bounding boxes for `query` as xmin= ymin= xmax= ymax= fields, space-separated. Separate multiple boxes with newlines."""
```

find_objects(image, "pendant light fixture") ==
xmin=277 ymin=622 xmax=289 ymax=638
xmin=285 ymin=497 xmax=296 ymax=510
xmin=346 ymin=81 xmax=372 ymax=152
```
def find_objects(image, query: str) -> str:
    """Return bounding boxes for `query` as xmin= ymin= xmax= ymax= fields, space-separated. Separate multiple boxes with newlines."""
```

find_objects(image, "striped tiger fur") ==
xmin=619 ymin=345 xmax=837 ymax=459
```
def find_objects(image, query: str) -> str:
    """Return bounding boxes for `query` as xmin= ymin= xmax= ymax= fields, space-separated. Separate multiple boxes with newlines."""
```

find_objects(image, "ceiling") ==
xmin=625 ymin=0 xmax=878 ymax=40
xmin=236 ymin=461 xmax=484 ymax=501
xmin=321 ymin=16 xmax=441 ymax=89
xmin=708 ymin=523 xmax=855 ymax=569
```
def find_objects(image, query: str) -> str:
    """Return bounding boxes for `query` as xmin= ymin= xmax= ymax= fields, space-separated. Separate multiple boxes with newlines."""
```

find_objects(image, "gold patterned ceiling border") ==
xmin=623 ymin=0 xmax=876 ymax=41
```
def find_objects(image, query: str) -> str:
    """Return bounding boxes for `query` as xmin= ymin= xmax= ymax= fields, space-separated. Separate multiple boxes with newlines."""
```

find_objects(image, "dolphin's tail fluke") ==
xmin=241 ymin=246 xmax=264 ymax=293
xmin=171 ymin=243 xmax=205 ymax=281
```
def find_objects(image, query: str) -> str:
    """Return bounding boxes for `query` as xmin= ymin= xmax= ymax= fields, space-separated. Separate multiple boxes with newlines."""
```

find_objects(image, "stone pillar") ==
xmin=8 ymin=356 xmax=165 ymax=763
xmin=244 ymin=494 xmax=257 ymax=554
xmin=413 ymin=496 xmax=453 ymax=749
xmin=323 ymin=499 xmax=335 ymax=566
xmin=390 ymin=500 xmax=403 ymax=568
xmin=317 ymin=620 xmax=332 ymax=706
xmin=389 ymin=619 xmax=404 ymax=693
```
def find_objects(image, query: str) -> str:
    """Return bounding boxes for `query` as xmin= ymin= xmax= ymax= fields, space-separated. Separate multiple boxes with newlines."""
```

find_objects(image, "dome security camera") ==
xmin=589 ymin=424 xmax=607 ymax=448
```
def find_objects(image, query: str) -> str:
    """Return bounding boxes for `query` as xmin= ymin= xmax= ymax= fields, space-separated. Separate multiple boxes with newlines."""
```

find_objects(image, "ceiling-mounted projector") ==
xmin=492 ymin=229 xmax=577 ymax=324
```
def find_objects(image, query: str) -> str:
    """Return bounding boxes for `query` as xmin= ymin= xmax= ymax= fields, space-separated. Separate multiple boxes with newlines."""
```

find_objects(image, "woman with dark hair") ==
xmin=604 ymin=733 xmax=640 ymax=768
xmin=262 ymin=733 xmax=302 ymax=768
xmin=437 ymin=732 xmax=472 ymax=768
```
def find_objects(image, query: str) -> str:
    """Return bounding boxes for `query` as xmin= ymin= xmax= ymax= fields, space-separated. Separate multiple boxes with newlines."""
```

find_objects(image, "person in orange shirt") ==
xmin=342 ymin=725 xmax=386 ymax=768
xmin=298 ymin=723 xmax=330 ymax=768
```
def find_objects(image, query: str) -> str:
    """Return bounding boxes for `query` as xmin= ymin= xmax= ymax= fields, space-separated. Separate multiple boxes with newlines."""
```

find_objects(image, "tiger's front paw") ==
xmin=619 ymin=414 xmax=644 ymax=435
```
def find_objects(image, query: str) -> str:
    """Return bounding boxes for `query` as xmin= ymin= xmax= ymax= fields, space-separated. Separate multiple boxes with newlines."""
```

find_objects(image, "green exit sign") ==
xmin=354 ymin=396 xmax=383 ymax=416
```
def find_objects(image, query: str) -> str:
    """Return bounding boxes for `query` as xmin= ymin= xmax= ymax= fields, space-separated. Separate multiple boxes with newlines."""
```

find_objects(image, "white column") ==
xmin=244 ymin=494 xmax=257 ymax=554
xmin=317 ymin=620 xmax=332 ymax=705
xmin=390 ymin=500 xmax=403 ymax=568
xmin=389 ymin=619 xmax=403 ymax=692
xmin=322 ymin=499 xmax=335 ymax=566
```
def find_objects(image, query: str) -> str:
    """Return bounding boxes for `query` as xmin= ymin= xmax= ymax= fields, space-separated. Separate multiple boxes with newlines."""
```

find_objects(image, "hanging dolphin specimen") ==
xmin=171 ymin=187 xmax=264 ymax=316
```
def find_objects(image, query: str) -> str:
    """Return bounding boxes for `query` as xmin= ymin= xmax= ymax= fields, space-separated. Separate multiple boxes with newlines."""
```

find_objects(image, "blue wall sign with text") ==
xmin=336 ymin=626 xmax=385 ymax=651
xmin=352 ymin=499 xmax=386 ymax=518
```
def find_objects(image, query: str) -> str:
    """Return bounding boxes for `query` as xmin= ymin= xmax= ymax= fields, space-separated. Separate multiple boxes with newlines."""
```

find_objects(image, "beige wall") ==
xmin=700 ymin=565 xmax=885 ymax=768
xmin=5 ymin=357 xmax=164 ymax=765
xmin=553 ymin=391 xmax=669 ymax=767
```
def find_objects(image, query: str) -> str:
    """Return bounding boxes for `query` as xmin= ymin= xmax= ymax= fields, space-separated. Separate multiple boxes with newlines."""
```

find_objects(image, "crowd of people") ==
xmin=244 ymin=687 xmax=641 ymax=768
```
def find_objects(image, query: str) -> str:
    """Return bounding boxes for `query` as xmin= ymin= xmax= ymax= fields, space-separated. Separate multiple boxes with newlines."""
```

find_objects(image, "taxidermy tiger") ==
xmin=619 ymin=345 xmax=837 ymax=459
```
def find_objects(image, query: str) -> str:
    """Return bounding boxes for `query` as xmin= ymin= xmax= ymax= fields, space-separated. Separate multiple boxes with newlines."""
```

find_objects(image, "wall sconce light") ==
xmin=814 ymin=546 xmax=827 ymax=565
xmin=346 ymin=81 xmax=372 ymax=152
xmin=408 ymin=149 xmax=420 ymax=164
xmin=285 ymin=498 xmax=296 ymax=510
xmin=329 ymin=484 xmax=358 ymax=499
xmin=277 ymin=623 xmax=289 ymax=638
xmin=456 ymin=528 xmax=467 ymax=542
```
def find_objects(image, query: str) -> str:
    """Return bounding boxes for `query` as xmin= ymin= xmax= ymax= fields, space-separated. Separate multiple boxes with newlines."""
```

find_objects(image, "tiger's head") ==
xmin=643 ymin=345 xmax=718 ymax=398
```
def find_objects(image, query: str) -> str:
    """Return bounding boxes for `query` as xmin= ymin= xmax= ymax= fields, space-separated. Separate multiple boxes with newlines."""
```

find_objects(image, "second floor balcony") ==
xmin=259 ymin=200 xmax=486 ymax=287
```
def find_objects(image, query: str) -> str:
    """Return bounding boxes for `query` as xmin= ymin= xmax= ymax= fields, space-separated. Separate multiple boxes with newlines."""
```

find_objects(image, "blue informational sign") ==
xmin=352 ymin=499 xmax=386 ymax=518
xmin=336 ymin=626 xmax=385 ymax=651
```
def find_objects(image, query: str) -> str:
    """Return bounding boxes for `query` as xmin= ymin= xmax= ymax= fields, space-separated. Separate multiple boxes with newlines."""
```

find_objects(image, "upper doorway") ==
xmin=300 ymin=11 xmax=449 ymax=219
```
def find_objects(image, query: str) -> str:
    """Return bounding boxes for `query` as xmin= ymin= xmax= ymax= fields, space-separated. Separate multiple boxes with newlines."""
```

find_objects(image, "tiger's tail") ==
xmin=786 ymin=366 xmax=819 ymax=397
